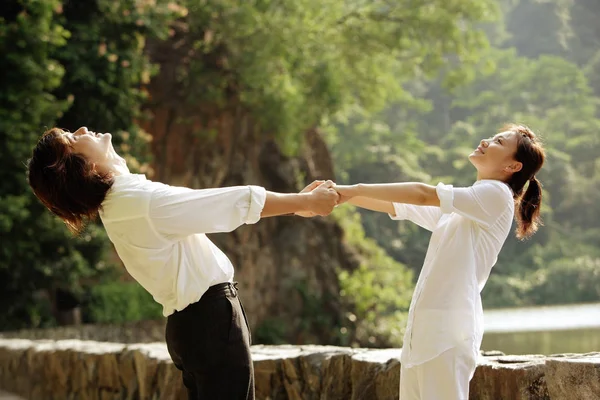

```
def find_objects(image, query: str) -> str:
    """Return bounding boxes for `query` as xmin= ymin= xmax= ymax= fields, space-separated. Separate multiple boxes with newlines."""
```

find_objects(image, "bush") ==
xmin=332 ymin=205 xmax=414 ymax=348
xmin=254 ymin=317 xmax=289 ymax=345
xmin=83 ymin=281 xmax=163 ymax=324
xmin=527 ymin=256 xmax=600 ymax=305
xmin=483 ymin=256 xmax=600 ymax=308
xmin=482 ymin=273 xmax=532 ymax=308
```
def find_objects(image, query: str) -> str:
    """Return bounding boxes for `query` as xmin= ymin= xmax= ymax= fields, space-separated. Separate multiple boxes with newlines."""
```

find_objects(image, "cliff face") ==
xmin=137 ymin=37 xmax=358 ymax=344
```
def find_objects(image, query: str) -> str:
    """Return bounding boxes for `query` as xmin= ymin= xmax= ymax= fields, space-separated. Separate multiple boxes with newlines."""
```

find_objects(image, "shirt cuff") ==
xmin=244 ymin=185 xmax=267 ymax=224
xmin=389 ymin=202 xmax=408 ymax=220
xmin=436 ymin=183 xmax=454 ymax=214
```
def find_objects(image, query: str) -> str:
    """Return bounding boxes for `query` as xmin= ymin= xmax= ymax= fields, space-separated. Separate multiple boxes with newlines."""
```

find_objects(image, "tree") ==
xmin=329 ymin=4 xmax=600 ymax=309
xmin=175 ymin=0 xmax=499 ymax=153
xmin=0 ymin=0 xmax=99 ymax=329
xmin=0 ymin=0 xmax=181 ymax=330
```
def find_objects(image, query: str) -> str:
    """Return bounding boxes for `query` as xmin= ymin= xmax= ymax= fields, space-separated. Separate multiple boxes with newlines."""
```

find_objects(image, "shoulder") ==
xmin=472 ymin=180 xmax=514 ymax=214
xmin=473 ymin=180 xmax=513 ymax=198
xmin=101 ymin=174 xmax=160 ymax=220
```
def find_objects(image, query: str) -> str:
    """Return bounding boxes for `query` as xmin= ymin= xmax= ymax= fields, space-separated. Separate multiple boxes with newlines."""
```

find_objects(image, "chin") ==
xmin=468 ymin=155 xmax=485 ymax=172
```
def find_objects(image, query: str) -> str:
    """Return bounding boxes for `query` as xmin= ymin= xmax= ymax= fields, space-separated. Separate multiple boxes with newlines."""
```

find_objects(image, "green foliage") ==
xmin=0 ymin=0 xmax=180 ymax=330
xmin=330 ymin=0 xmax=600 ymax=310
xmin=254 ymin=317 xmax=289 ymax=345
xmin=1 ymin=0 xmax=503 ymax=334
xmin=0 ymin=0 xmax=97 ymax=330
xmin=53 ymin=0 xmax=182 ymax=169
xmin=5 ymin=0 xmax=597 ymax=344
xmin=84 ymin=281 xmax=163 ymax=323
xmin=178 ymin=0 xmax=498 ymax=154
xmin=332 ymin=205 xmax=413 ymax=347
xmin=483 ymin=255 xmax=600 ymax=308
xmin=527 ymin=256 xmax=600 ymax=305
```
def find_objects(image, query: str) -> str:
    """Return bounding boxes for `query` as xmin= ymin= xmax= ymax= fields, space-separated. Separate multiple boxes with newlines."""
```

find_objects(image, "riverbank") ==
xmin=483 ymin=302 xmax=600 ymax=355
xmin=1 ymin=339 xmax=599 ymax=399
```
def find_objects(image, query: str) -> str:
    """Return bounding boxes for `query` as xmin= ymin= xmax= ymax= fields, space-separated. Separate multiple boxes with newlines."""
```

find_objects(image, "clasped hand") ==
xmin=295 ymin=180 xmax=355 ymax=217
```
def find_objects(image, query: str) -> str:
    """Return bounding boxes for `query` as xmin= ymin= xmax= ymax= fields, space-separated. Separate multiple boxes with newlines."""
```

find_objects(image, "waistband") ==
xmin=201 ymin=281 xmax=239 ymax=300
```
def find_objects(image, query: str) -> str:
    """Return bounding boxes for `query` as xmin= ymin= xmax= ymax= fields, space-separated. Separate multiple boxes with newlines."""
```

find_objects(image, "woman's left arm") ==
xmin=335 ymin=182 xmax=440 ymax=207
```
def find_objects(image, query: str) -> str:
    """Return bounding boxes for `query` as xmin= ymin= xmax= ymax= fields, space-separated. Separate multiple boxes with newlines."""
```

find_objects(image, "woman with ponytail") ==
xmin=331 ymin=124 xmax=545 ymax=400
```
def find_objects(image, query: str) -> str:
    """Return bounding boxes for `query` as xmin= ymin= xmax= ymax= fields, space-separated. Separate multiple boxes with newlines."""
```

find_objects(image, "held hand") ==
xmin=295 ymin=180 xmax=325 ymax=217
xmin=307 ymin=180 xmax=340 ymax=216
xmin=300 ymin=180 xmax=325 ymax=194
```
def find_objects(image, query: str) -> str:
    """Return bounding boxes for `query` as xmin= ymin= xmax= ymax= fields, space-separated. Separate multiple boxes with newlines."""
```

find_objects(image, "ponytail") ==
xmin=515 ymin=176 xmax=543 ymax=240
xmin=502 ymin=124 xmax=545 ymax=240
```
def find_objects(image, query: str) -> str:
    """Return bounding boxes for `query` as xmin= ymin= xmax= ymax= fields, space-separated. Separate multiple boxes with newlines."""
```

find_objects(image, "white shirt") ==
xmin=98 ymin=174 xmax=267 ymax=316
xmin=390 ymin=179 xmax=514 ymax=367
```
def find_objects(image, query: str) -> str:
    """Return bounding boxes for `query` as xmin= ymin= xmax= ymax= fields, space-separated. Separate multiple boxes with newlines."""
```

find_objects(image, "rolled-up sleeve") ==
xmin=245 ymin=185 xmax=267 ymax=224
xmin=149 ymin=184 xmax=267 ymax=237
xmin=436 ymin=183 xmax=455 ymax=214
xmin=389 ymin=202 xmax=443 ymax=232
xmin=436 ymin=181 xmax=512 ymax=228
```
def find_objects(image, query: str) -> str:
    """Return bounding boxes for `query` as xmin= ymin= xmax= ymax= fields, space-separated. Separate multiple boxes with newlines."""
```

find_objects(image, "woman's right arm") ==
xmin=346 ymin=196 xmax=395 ymax=214
xmin=337 ymin=183 xmax=444 ymax=231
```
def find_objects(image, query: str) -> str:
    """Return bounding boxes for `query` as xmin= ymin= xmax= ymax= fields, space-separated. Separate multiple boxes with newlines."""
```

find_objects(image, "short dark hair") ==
xmin=503 ymin=124 xmax=546 ymax=240
xmin=27 ymin=128 xmax=113 ymax=235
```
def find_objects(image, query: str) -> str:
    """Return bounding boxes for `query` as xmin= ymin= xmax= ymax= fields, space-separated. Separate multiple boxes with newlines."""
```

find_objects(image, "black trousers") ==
xmin=165 ymin=282 xmax=254 ymax=400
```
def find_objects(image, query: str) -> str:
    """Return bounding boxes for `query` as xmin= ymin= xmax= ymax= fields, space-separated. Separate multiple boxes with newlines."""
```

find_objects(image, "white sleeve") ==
xmin=149 ymin=184 xmax=267 ymax=237
xmin=389 ymin=203 xmax=443 ymax=232
xmin=436 ymin=181 xmax=512 ymax=228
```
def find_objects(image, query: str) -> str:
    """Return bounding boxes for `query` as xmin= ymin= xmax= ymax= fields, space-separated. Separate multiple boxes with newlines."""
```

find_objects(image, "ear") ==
xmin=504 ymin=161 xmax=523 ymax=173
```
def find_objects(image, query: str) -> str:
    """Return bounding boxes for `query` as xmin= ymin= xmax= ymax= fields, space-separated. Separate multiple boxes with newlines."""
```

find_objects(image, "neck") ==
xmin=109 ymin=161 xmax=130 ymax=176
xmin=97 ymin=153 xmax=130 ymax=177
xmin=476 ymin=171 xmax=508 ymax=183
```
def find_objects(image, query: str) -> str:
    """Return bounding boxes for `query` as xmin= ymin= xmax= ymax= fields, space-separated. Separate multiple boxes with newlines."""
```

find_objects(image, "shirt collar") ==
xmin=474 ymin=179 xmax=514 ymax=194
xmin=106 ymin=174 xmax=148 ymax=195
xmin=112 ymin=173 xmax=147 ymax=185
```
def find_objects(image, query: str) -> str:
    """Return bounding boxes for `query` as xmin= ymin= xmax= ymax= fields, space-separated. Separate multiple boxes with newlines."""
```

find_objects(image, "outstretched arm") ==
xmin=335 ymin=180 xmax=514 ymax=231
xmin=149 ymin=181 xmax=338 ymax=237
xmin=335 ymin=182 xmax=443 ymax=231
xmin=335 ymin=182 xmax=440 ymax=207
xmin=345 ymin=196 xmax=395 ymax=214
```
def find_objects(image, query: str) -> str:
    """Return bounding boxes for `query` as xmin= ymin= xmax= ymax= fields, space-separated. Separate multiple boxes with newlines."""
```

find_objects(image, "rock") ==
xmin=0 ymin=390 xmax=25 ymax=400
xmin=1 ymin=339 xmax=600 ymax=399
xmin=545 ymin=353 xmax=600 ymax=399
xmin=469 ymin=353 xmax=549 ymax=400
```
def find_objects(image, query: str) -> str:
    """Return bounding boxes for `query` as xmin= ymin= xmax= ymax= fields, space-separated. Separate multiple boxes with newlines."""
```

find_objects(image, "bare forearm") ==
xmin=261 ymin=192 xmax=311 ymax=217
xmin=347 ymin=196 xmax=395 ymax=215
xmin=350 ymin=183 xmax=440 ymax=207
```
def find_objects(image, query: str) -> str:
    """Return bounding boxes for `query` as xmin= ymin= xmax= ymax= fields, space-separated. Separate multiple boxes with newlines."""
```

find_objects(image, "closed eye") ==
xmin=63 ymin=132 xmax=78 ymax=143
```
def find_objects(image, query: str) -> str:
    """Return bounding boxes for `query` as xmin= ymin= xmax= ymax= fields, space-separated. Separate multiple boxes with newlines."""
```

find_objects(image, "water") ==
xmin=482 ymin=303 xmax=600 ymax=355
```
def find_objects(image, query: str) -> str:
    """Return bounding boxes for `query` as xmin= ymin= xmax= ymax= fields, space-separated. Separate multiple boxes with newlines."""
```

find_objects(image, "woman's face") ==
xmin=61 ymin=126 xmax=114 ymax=165
xmin=469 ymin=130 xmax=523 ymax=178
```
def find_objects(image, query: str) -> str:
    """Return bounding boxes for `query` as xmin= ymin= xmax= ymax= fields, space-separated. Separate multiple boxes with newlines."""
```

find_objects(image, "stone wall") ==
xmin=1 ymin=339 xmax=599 ymax=399
xmin=0 ymin=320 xmax=166 ymax=344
